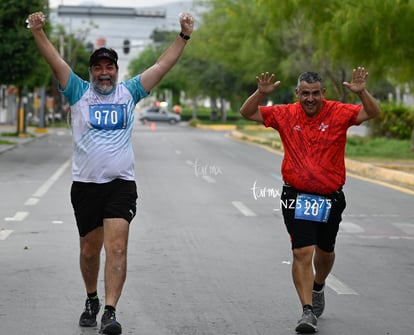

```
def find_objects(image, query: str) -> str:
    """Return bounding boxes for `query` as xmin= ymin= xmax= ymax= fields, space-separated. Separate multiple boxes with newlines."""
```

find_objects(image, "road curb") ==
xmin=345 ymin=159 xmax=414 ymax=188
xmin=0 ymin=128 xmax=49 ymax=155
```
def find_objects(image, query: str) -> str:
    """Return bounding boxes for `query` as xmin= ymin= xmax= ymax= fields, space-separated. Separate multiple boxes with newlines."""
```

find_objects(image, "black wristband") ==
xmin=179 ymin=31 xmax=190 ymax=40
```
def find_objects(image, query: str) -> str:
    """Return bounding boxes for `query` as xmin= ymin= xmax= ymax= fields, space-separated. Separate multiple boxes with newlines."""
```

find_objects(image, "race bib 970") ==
xmin=294 ymin=193 xmax=332 ymax=222
xmin=89 ymin=104 xmax=127 ymax=130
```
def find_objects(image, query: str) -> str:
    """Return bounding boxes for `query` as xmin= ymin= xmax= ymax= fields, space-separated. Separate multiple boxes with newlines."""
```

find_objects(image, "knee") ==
xmin=80 ymin=239 xmax=103 ymax=260
xmin=293 ymin=245 xmax=314 ymax=264
xmin=315 ymin=247 xmax=335 ymax=262
xmin=80 ymin=245 xmax=101 ymax=261
xmin=80 ymin=228 xmax=104 ymax=260
xmin=105 ymin=241 xmax=127 ymax=258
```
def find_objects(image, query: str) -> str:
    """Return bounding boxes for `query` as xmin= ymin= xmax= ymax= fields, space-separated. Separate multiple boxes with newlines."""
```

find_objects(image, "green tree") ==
xmin=258 ymin=0 xmax=414 ymax=87
xmin=197 ymin=0 xmax=414 ymax=100
xmin=0 ymin=0 xmax=49 ymax=134
xmin=48 ymin=23 xmax=93 ymax=120
xmin=320 ymin=0 xmax=414 ymax=84
xmin=194 ymin=0 xmax=282 ymax=82
xmin=128 ymin=30 xmax=189 ymax=105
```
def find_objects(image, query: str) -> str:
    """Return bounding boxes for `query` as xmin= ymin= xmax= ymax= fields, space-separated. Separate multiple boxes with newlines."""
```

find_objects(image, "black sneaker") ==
xmin=100 ymin=309 xmax=122 ymax=335
xmin=295 ymin=308 xmax=318 ymax=333
xmin=79 ymin=297 xmax=101 ymax=327
xmin=312 ymin=289 xmax=325 ymax=317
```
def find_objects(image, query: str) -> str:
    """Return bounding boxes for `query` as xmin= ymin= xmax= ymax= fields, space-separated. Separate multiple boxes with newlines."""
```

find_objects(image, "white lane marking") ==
xmin=25 ymin=198 xmax=39 ymax=206
xmin=5 ymin=160 xmax=70 ymax=223
xmin=232 ymin=201 xmax=257 ymax=217
xmin=326 ymin=274 xmax=358 ymax=295
xmin=282 ymin=262 xmax=358 ymax=295
xmin=202 ymin=175 xmax=216 ymax=183
xmin=346 ymin=214 xmax=399 ymax=218
xmin=358 ymin=235 xmax=414 ymax=241
xmin=5 ymin=211 xmax=29 ymax=222
xmin=32 ymin=159 xmax=70 ymax=198
xmin=339 ymin=221 xmax=365 ymax=234
xmin=392 ymin=222 xmax=414 ymax=235
xmin=52 ymin=220 xmax=64 ymax=224
xmin=0 ymin=230 xmax=14 ymax=240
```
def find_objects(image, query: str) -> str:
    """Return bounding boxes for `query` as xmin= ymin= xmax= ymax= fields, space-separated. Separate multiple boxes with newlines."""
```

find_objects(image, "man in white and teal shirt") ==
xmin=28 ymin=10 xmax=194 ymax=335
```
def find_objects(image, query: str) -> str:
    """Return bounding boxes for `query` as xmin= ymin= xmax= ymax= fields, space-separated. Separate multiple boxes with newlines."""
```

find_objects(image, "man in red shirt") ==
xmin=240 ymin=68 xmax=380 ymax=333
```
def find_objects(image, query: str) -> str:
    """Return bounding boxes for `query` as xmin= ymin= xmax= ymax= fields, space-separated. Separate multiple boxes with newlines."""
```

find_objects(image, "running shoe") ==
xmin=79 ymin=297 xmax=101 ymax=327
xmin=295 ymin=308 xmax=318 ymax=333
xmin=100 ymin=309 xmax=122 ymax=334
xmin=312 ymin=289 xmax=325 ymax=317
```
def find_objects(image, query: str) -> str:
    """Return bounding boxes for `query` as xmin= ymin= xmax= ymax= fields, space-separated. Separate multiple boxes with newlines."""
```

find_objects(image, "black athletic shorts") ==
xmin=70 ymin=179 xmax=138 ymax=237
xmin=280 ymin=185 xmax=346 ymax=252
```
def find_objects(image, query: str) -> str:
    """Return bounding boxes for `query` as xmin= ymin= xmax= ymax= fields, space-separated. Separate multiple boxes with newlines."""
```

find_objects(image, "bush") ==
xmin=368 ymin=103 xmax=414 ymax=139
xmin=181 ymin=106 xmax=242 ymax=123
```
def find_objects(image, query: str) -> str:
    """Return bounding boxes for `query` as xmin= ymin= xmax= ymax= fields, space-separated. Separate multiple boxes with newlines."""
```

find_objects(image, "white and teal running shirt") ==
xmin=60 ymin=70 xmax=148 ymax=183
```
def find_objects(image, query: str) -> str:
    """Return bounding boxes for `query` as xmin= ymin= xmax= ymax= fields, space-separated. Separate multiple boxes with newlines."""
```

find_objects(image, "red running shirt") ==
xmin=261 ymin=100 xmax=361 ymax=194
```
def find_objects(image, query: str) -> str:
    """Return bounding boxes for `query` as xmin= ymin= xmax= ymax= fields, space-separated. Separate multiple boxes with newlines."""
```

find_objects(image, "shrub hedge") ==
xmin=368 ymin=103 xmax=414 ymax=140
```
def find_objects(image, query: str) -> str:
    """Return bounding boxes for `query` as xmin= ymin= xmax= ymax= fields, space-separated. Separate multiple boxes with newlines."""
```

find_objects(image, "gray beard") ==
xmin=90 ymin=74 xmax=117 ymax=95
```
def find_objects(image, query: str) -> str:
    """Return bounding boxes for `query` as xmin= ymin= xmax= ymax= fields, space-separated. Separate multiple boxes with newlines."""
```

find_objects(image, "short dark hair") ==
xmin=297 ymin=72 xmax=323 ymax=89
xmin=89 ymin=47 xmax=119 ymax=68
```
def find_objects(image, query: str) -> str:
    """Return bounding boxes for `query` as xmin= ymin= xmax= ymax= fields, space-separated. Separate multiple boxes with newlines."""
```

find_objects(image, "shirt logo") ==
xmin=319 ymin=123 xmax=329 ymax=132
xmin=293 ymin=125 xmax=302 ymax=131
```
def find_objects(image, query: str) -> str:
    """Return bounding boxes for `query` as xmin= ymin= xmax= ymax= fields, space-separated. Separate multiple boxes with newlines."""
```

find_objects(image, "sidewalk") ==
xmin=0 ymin=125 xmax=49 ymax=155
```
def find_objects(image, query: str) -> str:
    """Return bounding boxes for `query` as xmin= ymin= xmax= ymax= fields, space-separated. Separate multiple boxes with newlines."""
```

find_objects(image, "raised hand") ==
xmin=26 ymin=12 xmax=46 ymax=30
xmin=256 ymin=72 xmax=281 ymax=95
xmin=343 ymin=66 xmax=368 ymax=94
xmin=179 ymin=13 xmax=195 ymax=36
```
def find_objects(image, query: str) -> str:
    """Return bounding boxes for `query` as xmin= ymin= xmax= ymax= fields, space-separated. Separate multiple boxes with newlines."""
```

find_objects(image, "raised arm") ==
xmin=27 ymin=12 xmax=71 ymax=89
xmin=343 ymin=67 xmax=380 ymax=123
xmin=140 ymin=13 xmax=194 ymax=93
xmin=239 ymin=72 xmax=281 ymax=123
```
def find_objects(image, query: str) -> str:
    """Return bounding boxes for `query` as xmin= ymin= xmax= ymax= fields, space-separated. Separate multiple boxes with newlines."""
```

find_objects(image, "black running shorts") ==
xmin=70 ymin=179 xmax=138 ymax=237
xmin=280 ymin=185 xmax=346 ymax=252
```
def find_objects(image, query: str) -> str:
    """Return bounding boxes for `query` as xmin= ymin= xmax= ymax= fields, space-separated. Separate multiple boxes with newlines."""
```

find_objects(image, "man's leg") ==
xmin=292 ymin=245 xmax=318 ymax=333
xmin=80 ymin=227 xmax=104 ymax=293
xmin=292 ymin=245 xmax=315 ymax=306
xmin=103 ymin=218 xmax=129 ymax=308
xmin=99 ymin=218 xmax=129 ymax=334
xmin=314 ymin=246 xmax=335 ymax=285
xmin=79 ymin=227 xmax=104 ymax=327
xmin=311 ymin=246 xmax=335 ymax=318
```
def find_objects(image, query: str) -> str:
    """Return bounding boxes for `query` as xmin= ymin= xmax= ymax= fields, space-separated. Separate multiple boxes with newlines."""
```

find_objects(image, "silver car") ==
xmin=138 ymin=107 xmax=181 ymax=124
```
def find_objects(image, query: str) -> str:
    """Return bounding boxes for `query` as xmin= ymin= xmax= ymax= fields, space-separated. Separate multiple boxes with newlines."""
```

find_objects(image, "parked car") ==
xmin=138 ymin=106 xmax=181 ymax=124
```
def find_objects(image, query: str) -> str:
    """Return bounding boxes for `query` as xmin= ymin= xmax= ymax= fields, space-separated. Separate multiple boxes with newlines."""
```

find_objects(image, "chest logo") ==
xmin=319 ymin=122 xmax=329 ymax=132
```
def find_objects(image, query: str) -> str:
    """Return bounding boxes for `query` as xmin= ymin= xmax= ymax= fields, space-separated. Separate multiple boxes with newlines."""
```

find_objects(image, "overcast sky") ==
xmin=49 ymin=0 xmax=190 ymax=8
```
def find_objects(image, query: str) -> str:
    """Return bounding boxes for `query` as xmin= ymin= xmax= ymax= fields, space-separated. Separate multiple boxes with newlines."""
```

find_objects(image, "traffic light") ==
xmin=85 ymin=42 xmax=94 ymax=52
xmin=123 ymin=39 xmax=130 ymax=54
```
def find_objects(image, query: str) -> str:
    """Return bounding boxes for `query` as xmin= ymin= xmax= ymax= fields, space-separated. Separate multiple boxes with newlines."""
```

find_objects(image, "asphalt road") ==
xmin=0 ymin=122 xmax=413 ymax=335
